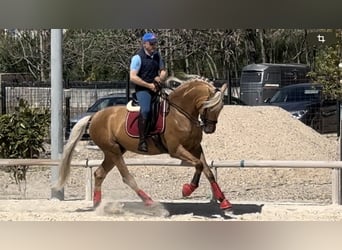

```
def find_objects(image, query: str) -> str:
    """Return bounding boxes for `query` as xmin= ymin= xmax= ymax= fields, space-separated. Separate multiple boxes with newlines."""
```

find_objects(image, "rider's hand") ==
xmin=154 ymin=76 xmax=162 ymax=84
xmin=149 ymin=83 xmax=157 ymax=92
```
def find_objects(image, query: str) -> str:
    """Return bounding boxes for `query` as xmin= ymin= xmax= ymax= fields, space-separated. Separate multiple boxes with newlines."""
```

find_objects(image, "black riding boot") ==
xmin=138 ymin=115 xmax=148 ymax=152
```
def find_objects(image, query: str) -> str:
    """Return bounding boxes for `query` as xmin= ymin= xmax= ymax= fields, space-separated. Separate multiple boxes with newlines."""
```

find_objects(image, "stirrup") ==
xmin=138 ymin=140 xmax=148 ymax=152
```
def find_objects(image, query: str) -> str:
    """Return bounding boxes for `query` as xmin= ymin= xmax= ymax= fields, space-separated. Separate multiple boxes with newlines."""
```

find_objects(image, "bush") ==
xmin=0 ymin=99 xmax=50 ymax=184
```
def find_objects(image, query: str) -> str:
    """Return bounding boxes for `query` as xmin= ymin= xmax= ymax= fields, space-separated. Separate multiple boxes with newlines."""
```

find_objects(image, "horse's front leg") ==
xmin=172 ymin=145 xmax=232 ymax=211
xmin=182 ymin=170 xmax=201 ymax=197
xmin=172 ymin=145 xmax=203 ymax=197
xmin=200 ymin=151 xmax=232 ymax=211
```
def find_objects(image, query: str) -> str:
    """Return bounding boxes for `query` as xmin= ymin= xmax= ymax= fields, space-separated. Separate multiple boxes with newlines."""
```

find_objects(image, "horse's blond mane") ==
xmin=202 ymin=91 xmax=223 ymax=112
xmin=165 ymin=74 xmax=214 ymax=88
xmin=165 ymin=74 xmax=223 ymax=111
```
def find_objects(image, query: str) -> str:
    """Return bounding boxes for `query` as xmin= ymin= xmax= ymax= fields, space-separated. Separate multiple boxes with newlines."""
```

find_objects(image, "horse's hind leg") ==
xmin=94 ymin=147 xmax=153 ymax=207
xmin=115 ymin=158 xmax=154 ymax=206
xmin=93 ymin=152 xmax=116 ymax=207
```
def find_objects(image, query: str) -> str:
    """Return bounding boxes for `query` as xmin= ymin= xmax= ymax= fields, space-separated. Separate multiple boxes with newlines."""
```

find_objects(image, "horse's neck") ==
xmin=168 ymin=89 xmax=202 ymax=117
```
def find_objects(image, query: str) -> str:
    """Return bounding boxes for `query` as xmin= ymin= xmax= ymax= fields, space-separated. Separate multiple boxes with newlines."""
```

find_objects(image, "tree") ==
xmin=0 ymin=29 xmax=50 ymax=81
xmin=307 ymin=44 xmax=342 ymax=100
xmin=1 ymin=29 xmax=337 ymax=82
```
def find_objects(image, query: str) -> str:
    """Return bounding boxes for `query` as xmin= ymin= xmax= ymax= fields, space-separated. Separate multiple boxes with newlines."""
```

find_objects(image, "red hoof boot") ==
xmin=182 ymin=183 xmax=197 ymax=197
xmin=220 ymin=199 xmax=232 ymax=210
xmin=93 ymin=191 xmax=102 ymax=208
xmin=137 ymin=189 xmax=154 ymax=206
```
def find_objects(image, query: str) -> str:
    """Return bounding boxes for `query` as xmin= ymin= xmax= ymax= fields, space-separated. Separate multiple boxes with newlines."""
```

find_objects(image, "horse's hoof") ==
xmin=182 ymin=183 xmax=197 ymax=197
xmin=223 ymin=207 xmax=234 ymax=217
xmin=220 ymin=199 xmax=232 ymax=210
xmin=144 ymin=199 xmax=154 ymax=206
xmin=93 ymin=201 xmax=101 ymax=209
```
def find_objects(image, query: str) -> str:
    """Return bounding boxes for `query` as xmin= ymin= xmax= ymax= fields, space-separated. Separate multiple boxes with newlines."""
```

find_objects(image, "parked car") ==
xmin=264 ymin=83 xmax=338 ymax=134
xmin=224 ymin=95 xmax=246 ymax=105
xmin=66 ymin=93 xmax=128 ymax=140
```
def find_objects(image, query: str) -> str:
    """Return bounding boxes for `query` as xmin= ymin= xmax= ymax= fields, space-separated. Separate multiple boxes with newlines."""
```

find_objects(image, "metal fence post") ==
xmin=85 ymin=159 xmax=93 ymax=201
xmin=332 ymin=101 xmax=342 ymax=204
xmin=210 ymin=160 xmax=217 ymax=203
xmin=50 ymin=29 xmax=64 ymax=200
xmin=332 ymin=63 xmax=342 ymax=204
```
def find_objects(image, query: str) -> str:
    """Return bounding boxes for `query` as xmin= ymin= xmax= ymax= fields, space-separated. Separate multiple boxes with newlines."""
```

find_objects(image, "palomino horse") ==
xmin=55 ymin=75 xmax=232 ymax=213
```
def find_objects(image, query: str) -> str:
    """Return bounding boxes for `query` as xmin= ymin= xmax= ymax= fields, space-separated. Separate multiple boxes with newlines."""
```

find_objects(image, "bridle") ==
xmin=199 ymin=87 xmax=221 ymax=127
xmin=200 ymin=108 xmax=218 ymax=127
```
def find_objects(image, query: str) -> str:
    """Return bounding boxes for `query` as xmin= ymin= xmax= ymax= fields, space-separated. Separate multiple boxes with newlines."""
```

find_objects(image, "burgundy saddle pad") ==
xmin=125 ymin=101 xmax=166 ymax=138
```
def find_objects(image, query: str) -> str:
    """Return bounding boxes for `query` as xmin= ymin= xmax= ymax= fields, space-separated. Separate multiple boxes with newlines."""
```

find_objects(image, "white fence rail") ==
xmin=0 ymin=158 xmax=342 ymax=204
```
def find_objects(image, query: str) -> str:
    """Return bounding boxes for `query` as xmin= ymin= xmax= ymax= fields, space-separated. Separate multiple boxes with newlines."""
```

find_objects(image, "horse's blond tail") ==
xmin=53 ymin=115 xmax=92 ymax=190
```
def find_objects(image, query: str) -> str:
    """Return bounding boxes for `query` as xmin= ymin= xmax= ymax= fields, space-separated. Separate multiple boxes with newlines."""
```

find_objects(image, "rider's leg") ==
xmin=136 ymin=91 xmax=152 ymax=152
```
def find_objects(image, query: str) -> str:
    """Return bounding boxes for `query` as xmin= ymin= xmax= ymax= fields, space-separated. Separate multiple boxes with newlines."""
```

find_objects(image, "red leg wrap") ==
xmin=211 ymin=182 xmax=225 ymax=201
xmin=182 ymin=183 xmax=198 ymax=197
xmin=137 ymin=189 xmax=154 ymax=206
xmin=93 ymin=191 xmax=102 ymax=207
xmin=211 ymin=182 xmax=232 ymax=210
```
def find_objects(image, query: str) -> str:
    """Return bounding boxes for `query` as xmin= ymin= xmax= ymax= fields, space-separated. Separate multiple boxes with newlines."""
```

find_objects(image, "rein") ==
xmin=167 ymin=98 xmax=202 ymax=127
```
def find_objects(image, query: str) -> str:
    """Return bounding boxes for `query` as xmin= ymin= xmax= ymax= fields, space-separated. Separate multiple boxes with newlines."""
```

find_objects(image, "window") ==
xmin=264 ymin=71 xmax=280 ymax=82
xmin=241 ymin=71 xmax=262 ymax=82
xmin=270 ymin=86 xmax=321 ymax=103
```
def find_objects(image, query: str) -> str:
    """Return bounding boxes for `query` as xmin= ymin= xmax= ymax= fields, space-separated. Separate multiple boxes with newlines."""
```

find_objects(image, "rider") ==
xmin=129 ymin=32 xmax=167 ymax=152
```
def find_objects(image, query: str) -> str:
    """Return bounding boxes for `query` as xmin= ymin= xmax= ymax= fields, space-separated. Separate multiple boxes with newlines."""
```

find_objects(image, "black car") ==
xmin=67 ymin=93 xmax=128 ymax=139
xmin=224 ymin=95 xmax=246 ymax=105
xmin=265 ymin=83 xmax=338 ymax=134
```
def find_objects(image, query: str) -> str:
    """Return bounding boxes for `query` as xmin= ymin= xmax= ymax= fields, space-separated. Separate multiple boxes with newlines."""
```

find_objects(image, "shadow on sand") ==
xmin=161 ymin=201 xmax=264 ymax=218
xmin=76 ymin=200 xmax=264 ymax=220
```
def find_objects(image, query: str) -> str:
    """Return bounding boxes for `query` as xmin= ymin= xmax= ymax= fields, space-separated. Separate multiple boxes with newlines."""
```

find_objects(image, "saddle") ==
xmin=125 ymin=95 xmax=167 ymax=138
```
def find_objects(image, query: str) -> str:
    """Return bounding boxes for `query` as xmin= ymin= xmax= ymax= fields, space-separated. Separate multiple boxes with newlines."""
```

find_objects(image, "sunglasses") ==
xmin=149 ymin=41 xmax=157 ymax=46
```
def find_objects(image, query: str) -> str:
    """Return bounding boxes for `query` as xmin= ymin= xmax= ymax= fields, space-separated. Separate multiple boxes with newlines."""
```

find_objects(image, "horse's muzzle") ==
xmin=203 ymin=124 xmax=216 ymax=134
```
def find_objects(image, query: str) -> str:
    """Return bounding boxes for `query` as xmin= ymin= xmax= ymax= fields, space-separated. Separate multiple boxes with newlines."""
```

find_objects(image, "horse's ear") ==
xmin=220 ymin=83 xmax=228 ymax=92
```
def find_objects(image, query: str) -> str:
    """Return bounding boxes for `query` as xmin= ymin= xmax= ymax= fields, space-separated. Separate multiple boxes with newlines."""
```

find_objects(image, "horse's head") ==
xmin=199 ymin=83 xmax=227 ymax=134
xmin=166 ymin=75 xmax=227 ymax=133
